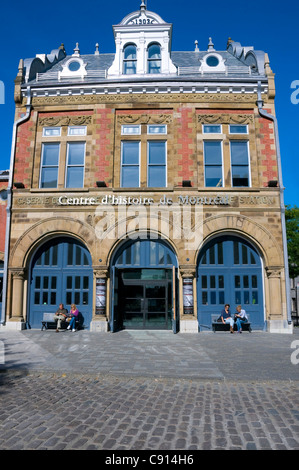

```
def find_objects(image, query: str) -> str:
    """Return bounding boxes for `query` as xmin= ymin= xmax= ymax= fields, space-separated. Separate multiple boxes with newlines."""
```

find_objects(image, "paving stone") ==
xmin=0 ymin=329 xmax=298 ymax=450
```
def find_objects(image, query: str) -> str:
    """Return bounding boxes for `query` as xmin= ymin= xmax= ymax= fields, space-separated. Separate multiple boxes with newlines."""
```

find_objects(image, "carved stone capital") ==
xmin=10 ymin=268 xmax=25 ymax=280
xmin=180 ymin=265 xmax=196 ymax=278
xmin=93 ymin=267 xmax=108 ymax=279
xmin=265 ymin=267 xmax=281 ymax=279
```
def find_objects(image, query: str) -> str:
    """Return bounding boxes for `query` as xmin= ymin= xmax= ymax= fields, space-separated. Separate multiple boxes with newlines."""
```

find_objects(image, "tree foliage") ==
xmin=285 ymin=205 xmax=299 ymax=278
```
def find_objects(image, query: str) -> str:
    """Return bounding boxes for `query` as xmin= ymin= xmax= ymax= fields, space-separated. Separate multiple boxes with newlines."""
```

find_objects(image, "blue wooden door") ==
xmin=29 ymin=237 xmax=93 ymax=328
xmin=0 ymin=273 xmax=3 ymax=316
xmin=197 ymin=236 xmax=264 ymax=330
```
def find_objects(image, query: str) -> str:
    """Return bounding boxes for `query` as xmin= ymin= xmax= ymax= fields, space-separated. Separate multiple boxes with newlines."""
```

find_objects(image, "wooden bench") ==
xmin=41 ymin=312 xmax=82 ymax=331
xmin=211 ymin=314 xmax=252 ymax=333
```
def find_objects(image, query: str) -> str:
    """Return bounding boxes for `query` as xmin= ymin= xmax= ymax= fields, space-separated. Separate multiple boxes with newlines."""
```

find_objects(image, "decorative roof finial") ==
xmin=208 ymin=37 xmax=215 ymax=51
xmin=140 ymin=0 xmax=146 ymax=11
xmin=95 ymin=43 xmax=100 ymax=55
xmin=73 ymin=42 xmax=80 ymax=56
xmin=194 ymin=40 xmax=200 ymax=52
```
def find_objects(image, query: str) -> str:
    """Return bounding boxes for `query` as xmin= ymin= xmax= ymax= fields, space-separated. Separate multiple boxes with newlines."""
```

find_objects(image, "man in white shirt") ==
xmin=235 ymin=305 xmax=248 ymax=333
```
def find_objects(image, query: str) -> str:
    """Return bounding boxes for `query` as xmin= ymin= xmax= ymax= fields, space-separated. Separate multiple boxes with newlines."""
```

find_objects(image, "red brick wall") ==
xmin=258 ymin=112 xmax=278 ymax=185
xmin=177 ymin=106 xmax=195 ymax=184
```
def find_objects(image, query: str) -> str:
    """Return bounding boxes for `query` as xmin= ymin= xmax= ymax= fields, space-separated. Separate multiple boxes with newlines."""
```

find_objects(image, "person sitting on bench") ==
xmin=53 ymin=303 xmax=69 ymax=332
xmin=67 ymin=304 xmax=79 ymax=332
xmin=220 ymin=303 xmax=234 ymax=333
xmin=234 ymin=305 xmax=248 ymax=333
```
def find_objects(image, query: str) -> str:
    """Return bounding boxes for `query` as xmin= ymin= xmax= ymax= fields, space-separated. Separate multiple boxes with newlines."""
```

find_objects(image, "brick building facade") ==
xmin=1 ymin=2 xmax=292 ymax=333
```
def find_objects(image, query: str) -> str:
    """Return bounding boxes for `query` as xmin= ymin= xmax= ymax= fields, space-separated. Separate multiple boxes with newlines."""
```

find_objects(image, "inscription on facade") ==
xmin=15 ymin=194 xmax=276 ymax=207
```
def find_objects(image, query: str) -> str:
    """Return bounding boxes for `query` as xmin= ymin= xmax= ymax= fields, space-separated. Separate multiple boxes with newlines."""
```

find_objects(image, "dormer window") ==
xmin=108 ymin=4 xmax=177 ymax=77
xmin=123 ymin=44 xmax=137 ymax=74
xmin=148 ymin=43 xmax=161 ymax=74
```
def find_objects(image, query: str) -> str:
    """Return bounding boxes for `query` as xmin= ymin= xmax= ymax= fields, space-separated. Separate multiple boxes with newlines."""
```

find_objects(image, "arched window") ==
xmin=148 ymin=43 xmax=161 ymax=74
xmin=123 ymin=44 xmax=137 ymax=74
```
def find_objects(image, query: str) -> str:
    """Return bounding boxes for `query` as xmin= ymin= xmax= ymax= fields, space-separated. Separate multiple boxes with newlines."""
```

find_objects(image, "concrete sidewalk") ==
xmin=0 ymin=328 xmax=298 ymax=381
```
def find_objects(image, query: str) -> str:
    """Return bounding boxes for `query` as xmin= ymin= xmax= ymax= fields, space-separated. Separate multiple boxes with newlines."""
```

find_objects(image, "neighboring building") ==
xmin=2 ymin=2 xmax=292 ymax=333
xmin=0 ymin=170 xmax=9 ymax=315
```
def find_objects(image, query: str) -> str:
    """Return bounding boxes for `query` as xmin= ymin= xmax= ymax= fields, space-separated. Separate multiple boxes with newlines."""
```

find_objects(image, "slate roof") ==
xmin=24 ymin=48 xmax=263 ymax=87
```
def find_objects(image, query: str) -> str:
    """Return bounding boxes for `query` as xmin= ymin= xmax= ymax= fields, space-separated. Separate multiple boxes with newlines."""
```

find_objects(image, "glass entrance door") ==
xmin=119 ymin=271 xmax=172 ymax=329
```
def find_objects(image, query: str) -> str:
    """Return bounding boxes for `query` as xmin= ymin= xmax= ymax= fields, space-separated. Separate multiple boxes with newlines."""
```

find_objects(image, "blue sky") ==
xmin=0 ymin=0 xmax=298 ymax=205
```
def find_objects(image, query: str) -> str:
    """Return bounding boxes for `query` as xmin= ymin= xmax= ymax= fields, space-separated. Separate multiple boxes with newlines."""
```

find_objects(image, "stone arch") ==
xmin=10 ymin=216 xmax=97 ymax=268
xmin=193 ymin=214 xmax=283 ymax=267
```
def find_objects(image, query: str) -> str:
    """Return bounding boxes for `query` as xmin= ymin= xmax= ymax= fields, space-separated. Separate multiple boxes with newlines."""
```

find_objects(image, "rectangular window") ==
xmin=42 ymin=127 xmax=61 ymax=137
xmin=68 ymin=126 xmax=87 ymax=136
xmin=147 ymin=125 xmax=167 ymax=135
xmin=203 ymin=125 xmax=222 ymax=134
xmin=121 ymin=125 xmax=141 ymax=135
xmin=230 ymin=141 xmax=250 ymax=187
xmin=121 ymin=141 xmax=140 ymax=187
xmin=204 ymin=141 xmax=223 ymax=187
xmin=148 ymin=141 xmax=166 ymax=187
xmin=40 ymin=143 xmax=60 ymax=188
xmin=65 ymin=142 xmax=85 ymax=188
xmin=229 ymin=124 xmax=248 ymax=134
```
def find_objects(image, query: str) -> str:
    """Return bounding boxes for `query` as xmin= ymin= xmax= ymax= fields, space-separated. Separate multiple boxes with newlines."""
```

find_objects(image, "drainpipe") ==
xmin=1 ymin=86 xmax=32 ymax=325
xmin=256 ymin=80 xmax=292 ymax=326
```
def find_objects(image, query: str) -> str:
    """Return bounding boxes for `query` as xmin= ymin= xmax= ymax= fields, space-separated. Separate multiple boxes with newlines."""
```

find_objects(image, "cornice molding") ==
xmin=30 ymin=93 xmax=260 ymax=107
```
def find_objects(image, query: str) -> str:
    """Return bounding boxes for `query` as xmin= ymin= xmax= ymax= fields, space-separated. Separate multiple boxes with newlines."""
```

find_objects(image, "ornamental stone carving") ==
xmin=117 ymin=114 xmax=172 ymax=124
xmin=197 ymin=114 xmax=254 ymax=124
xmin=38 ymin=115 xmax=92 ymax=127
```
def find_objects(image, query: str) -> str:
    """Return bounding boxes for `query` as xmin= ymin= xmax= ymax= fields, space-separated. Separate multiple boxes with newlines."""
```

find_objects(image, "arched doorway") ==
xmin=28 ymin=237 xmax=93 ymax=329
xmin=197 ymin=235 xmax=264 ymax=330
xmin=110 ymin=237 xmax=178 ymax=332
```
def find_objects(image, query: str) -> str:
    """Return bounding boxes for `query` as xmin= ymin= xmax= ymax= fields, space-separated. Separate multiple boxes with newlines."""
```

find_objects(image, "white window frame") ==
xmin=120 ymin=141 xmax=141 ymax=188
xmin=147 ymin=125 xmax=167 ymax=135
xmin=230 ymin=140 xmax=251 ymax=188
xmin=203 ymin=140 xmax=224 ymax=188
xmin=229 ymin=124 xmax=248 ymax=134
xmin=42 ymin=127 xmax=61 ymax=137
xmin=67 ymin=126 xmax=87 ymax=136
xmin=65 ymin=142 xmax=86 ymax=188
xmin=147 ymin=140 xmax=167 ymax=188
xmin=39 ymin=142 xmax=60 ymax=188
xmin=121 ymin=125 xmax=141 ymax=135
xmin=202 ymin=124 xmax=222 ymax=134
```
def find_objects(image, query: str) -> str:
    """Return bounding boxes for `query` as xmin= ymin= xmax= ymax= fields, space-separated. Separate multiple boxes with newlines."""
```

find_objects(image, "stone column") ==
xmin=8 ymin=268 xmax=26 ymax=330
xmin=180 ymin=265 xmax=198 ymax=333
xmin=90 ymin=268 xmax=109 ymax=332
xmin=266 ymin=266 xmax=292 ymax=333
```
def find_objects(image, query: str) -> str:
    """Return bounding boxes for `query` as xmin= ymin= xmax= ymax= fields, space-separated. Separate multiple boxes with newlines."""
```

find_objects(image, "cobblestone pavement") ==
xmin=0 ymin=328 xmax=299 ymax=451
